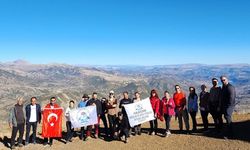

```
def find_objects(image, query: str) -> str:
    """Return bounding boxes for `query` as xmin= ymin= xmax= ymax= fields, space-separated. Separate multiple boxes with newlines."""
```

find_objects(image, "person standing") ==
xmin=199 ymin=84 xmax=210 ymax=131
xmin=161 ymin=91 xmax=175 ymax=137
xmin=220 ymin=76 xmax=236 ymax=139
xmin=119 ymin=91 xmax=133 ymax=143
xmin=188 ymin=87 xmax=198 ymax=132
xmin=106 ymin=90 xmax=118 ymax=139
xmin=173 ymin=85 xmax=190 ymax=134
xmin=149 ymin=89 xmax=160 ymax=135
xmin=209 ymin=78 xmax=223 ymax=131
xmin=78 ymin=94 xmax=89 ymax=140
xmin=86 ymin=92 xmax=102 ymax=140
xmin=100 ymin=97 xmax=109 ymax=137
xmin=25 ymin=97 xmax=41 ymax=145
xmin=9 ymin=97 xmax=26 ymax=149
xmin=43 ymin=97 xmax=61 ymax=147
xmin=133 ymin=92 xmax=142 ymax=136
xmin=65 ymin=100 xmax=75 ymax=143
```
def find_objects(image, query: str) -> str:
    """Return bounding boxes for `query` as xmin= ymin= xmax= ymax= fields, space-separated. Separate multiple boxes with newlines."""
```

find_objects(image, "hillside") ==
xmin=0 ymin=61 xmax=250 ymax=123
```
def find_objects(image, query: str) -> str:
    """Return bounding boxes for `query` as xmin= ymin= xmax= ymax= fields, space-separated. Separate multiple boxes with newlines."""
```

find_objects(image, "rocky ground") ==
xmin=0 ymin=114 xmax=249 ymax=150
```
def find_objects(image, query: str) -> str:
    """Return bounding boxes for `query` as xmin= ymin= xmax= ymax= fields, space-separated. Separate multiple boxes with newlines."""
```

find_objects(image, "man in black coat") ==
xmin=220 ymin=76 xmax=236 ymax=139
xmin=25 ymin=97 xmax=41 ymax=145
xmin=86 ymin=92 xmax=102 ymax=140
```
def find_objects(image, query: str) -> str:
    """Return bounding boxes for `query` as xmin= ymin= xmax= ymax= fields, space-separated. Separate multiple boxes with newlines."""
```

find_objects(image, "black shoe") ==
xmin=163 ymin=133 xmax=167 ymax=137
xmin=43 ymin=143 xmax=47 ymax=146
xmin=124 ymin=138 xmax=128 ymax=144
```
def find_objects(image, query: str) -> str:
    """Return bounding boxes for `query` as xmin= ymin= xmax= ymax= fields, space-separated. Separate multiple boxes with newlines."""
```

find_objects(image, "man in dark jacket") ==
xmin=86 ymin=92 xmax=102 ymax=140
xmin=220 ymin=76 xmax=236 ymax=139
xmin=119 ymin=91 xmax=132 ymax=143
xmin=9 ymin=97 xmax=26 ymax=149
xmin=25 ymin=97 xmax=41 ymax=145
xmin=209 ymin=78 xmax=223 ymax=131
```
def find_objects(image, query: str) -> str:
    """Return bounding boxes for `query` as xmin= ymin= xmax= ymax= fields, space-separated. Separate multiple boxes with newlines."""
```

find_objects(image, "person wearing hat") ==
xmin=78 ymin=94 xmax=89 ymax=108
xmin=78 ymin=94 xmax=89 ymax=140
xmin=106 ymin=90 xmax=118 ymax=139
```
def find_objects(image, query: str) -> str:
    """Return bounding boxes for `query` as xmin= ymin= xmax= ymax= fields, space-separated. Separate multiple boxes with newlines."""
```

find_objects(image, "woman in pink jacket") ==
xmin=162 ymin=91 xmax=175 ymax=137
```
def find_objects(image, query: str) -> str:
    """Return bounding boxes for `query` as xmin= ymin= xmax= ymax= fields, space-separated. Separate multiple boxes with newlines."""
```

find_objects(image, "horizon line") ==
xmin=0 ymin=59 xmax=249 ymax=67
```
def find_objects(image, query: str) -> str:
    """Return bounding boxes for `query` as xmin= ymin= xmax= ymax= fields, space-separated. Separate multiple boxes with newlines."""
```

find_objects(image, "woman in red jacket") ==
xmin=162 ymin=91 xmax=175 ymax=137
xmin=149 ymin=89 xmax=160 ymax=135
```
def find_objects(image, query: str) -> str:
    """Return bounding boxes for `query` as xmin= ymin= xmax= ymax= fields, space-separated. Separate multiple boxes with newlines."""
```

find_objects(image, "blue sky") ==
xmin=0 ymin=0 xmax=249 ymax=65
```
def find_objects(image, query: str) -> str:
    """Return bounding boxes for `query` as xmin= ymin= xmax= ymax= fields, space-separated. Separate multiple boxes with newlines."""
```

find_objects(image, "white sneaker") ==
xmin=167 ymin=130 xmax=171 ymax=135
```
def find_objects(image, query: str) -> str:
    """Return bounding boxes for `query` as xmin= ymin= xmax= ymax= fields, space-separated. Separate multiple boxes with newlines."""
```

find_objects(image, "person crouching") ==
xmin=115 ymin=112 xmax=130 ymax=143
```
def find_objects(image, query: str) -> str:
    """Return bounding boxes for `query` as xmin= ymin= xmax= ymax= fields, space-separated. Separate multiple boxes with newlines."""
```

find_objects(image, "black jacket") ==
xmin=119 ymin=98 xmax=133 ymax=117
xmin=221 ymin=83 xmax=236 ymax=108
xmin=25 ymin=104 xmax=41 ymax=123
xmin=86 ymin=98 xmax=103 ymax=116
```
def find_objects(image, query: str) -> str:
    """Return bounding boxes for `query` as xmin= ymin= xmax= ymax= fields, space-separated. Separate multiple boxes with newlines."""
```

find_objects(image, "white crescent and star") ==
xmin=47 ymin=113 xmax=58 ymax=127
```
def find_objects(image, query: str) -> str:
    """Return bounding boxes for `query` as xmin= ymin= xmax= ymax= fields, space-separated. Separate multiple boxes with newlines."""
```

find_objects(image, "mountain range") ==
xmin=0 ymin=60 xmax=249 ymax=122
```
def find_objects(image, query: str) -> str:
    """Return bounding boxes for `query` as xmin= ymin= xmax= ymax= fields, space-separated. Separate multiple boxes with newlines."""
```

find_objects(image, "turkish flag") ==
xmin=42 ymin=108 xmax=63 ymax=138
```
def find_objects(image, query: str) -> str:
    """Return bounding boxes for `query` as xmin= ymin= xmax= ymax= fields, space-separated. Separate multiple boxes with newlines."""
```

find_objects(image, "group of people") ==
xmin=8 ymin=75 xmax=236 ymax=149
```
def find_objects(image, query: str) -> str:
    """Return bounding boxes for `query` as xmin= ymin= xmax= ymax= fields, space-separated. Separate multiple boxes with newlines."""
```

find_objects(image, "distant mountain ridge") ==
xmin=0 ymin=60 xmax=249 ymax=122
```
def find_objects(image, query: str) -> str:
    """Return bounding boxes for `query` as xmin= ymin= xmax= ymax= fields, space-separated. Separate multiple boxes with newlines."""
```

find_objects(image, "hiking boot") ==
xmin=18 ymin=143 xmax=23 ymax=147
xmin=125 ymin=138 xmax=128 ymax=144
xmin=94 ymin=134 xmax=98 ymax=139
xmin=85 ymin=136 xmax=90 ymax=141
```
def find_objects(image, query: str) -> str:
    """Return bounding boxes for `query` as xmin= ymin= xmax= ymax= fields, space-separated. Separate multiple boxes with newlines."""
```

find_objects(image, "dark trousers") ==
xmin=25 ymin=122 xmax=37 ymax=143
xmin=210 ymin=109 xmax=223 ymax=130
xmin=66 ymin=121 xmax=74 ymax=141
xmin=224 ymin=106 xmax=234 ymax=137
xmin=164 ymin=114 xmax=172 ymax=132
xmin=80 ymin=127 xmax=85 ymax=140
xmin=108 ymin=114 xmax=116 ymax=137
xmin=44 ymin=138 xmax=53 ymax=145
xmin=149 ymin=119 xmax=158 ymax=133
xmin=200 ymin=110 xmax=209 ymax=130
xmin=119 ymin=128 xmax=129 ymax=138
xmin=189 ymin=111 xmax=197 ymax=130
xmin=100 ymin=114 xmax=108 ymax=135
xmin=134 ymin=124 xmax=141 ymax=135
xmin=176 ymin=109 xmax=190 ymax=131
xmin=119 ymin=116 xmax=130 ymax=138
xmin=11 ymin=123 xmax=25 ymax=146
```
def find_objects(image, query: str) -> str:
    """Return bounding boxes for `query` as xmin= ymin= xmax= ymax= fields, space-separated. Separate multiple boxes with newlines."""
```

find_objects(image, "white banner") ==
xmin=124 ymin=98 xmax=155 ymax=127
xmin=69 ymin=106 xmax=98 ymax=128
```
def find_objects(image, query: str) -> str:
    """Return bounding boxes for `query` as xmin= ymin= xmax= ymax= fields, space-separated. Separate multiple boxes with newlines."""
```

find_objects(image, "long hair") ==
xmin=189 ymin=87 xmax=197 ymax=99
xmin=150 ymin=89 xmax=159 ymax=99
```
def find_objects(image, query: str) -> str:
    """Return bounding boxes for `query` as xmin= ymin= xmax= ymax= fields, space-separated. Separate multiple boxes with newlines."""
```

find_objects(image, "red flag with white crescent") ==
xmin=42 ymin=108 xmax=63 ymax=138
